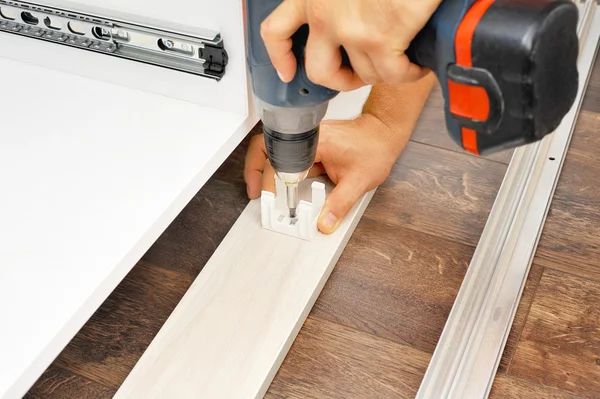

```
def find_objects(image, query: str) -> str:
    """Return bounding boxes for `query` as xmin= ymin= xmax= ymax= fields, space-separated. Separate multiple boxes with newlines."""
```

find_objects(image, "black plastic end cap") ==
xmin=531 ymin=1 xmax=579 ymax=138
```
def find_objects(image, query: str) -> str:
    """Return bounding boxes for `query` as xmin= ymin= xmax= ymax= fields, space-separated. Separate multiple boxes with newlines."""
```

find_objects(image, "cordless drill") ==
xmin=245 ymin=0 xmax=580 ymax=218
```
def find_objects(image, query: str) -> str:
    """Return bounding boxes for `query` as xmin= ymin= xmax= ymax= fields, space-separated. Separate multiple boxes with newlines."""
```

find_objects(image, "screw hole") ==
xmin=43 ymin=16 xmax=60 ymax=30
xmin=91 ymin=26 xmax=111 ymax=40
xmin=21 ymin=11 xmax=38 ymax=25
xmin=157 ymin=38 xmax=175 ymax=51
xmin=299 ymin=88 xmax=309 ymax=96
xmin=549 ymin=157 xmax=556 ymax=161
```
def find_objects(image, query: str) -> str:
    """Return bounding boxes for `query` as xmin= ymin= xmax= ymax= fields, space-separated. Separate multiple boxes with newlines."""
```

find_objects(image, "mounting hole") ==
xmin=21 ymin=11 xmax=38 ymax=25
xmin=549 ymin=157 xmax=556 ymax=161
xmin=43 ymin=16 xmax=60 ymax=30
xmin=91 ymin=26 xmax=111 ymax=40
xmin=157 ymin=38 xmax=174 ymax=51
xmin=299 ymin=88 xmax=309 ymax=96
xmin=0 ymin=7 xmax=17 ymax=20
xmin=67 ymin=21 xmax=85 ymax=35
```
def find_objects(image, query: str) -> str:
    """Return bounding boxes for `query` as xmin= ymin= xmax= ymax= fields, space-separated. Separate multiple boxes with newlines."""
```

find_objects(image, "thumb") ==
xmin=318 ymin=176 xmax=367 ymax=235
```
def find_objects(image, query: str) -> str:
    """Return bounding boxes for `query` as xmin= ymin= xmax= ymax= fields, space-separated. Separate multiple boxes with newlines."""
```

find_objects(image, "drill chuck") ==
xmin=263 ymin=126 xmax=319 ymax=174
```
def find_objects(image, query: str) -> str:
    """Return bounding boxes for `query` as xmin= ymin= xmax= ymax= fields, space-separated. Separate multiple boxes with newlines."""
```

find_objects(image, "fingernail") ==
xmin=277 ymin=70 xmax=285 ymax=81
xmin=247 ymin=185 xmax=258 ymax=199
xmin=320 ymin=212 xmax=339 ymax=233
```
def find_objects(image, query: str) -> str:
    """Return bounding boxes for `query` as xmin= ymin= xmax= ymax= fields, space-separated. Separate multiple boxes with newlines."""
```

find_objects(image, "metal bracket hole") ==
xmin=20 ymin=11 xmax=37 ymax=25
xmin=157 ymin=38 xmax=194 ymax=56
xmin=91 ymin=26 xmax=111 ymax=40
xmin=43 ymin=16 xmax=60 ymax=30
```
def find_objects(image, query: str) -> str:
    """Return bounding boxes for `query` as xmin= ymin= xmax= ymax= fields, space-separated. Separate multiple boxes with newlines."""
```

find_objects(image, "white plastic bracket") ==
xmin=260 ymin=176 xmax=326 ymax=241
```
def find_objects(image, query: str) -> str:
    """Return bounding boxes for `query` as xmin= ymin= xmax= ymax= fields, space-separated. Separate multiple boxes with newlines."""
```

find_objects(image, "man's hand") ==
xmin=245 ymin=73 xmax=437 ymax=234
xmin=260 ymin=0 xmax=441 ymax=91
xmin=245 ymin=114 xmax=407 ymax=234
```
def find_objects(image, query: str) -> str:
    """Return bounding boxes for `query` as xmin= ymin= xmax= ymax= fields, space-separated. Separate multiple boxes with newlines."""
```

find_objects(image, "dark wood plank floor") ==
xmin=25 ymin=50 xmax=600 ymax=398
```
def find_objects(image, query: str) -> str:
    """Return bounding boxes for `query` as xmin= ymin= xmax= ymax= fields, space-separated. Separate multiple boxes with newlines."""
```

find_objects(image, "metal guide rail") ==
xmin=0 ymin=0 xmax=228 ymax=80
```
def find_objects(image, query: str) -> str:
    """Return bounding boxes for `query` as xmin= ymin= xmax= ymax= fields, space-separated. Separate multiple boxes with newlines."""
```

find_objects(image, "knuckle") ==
xmin=307 ymin=13 xmax=326 ymax=33
xmin=306 ymin=1 xmax=326 ymax=31
xmin=357 ymin=68 xmax=381 ymax=86
xmin=374 ymin=170 xmax=391 ymax=187
xmin=260 ymin=19 xmax=273 ymax=39
xmin=306 ymin=65 xmax=327 ymax=85
xmin=359 ymin=26 xmax=384 ymax=47
xmin=358 ymin=74 xmax=376 ymax=87
xmin=336 ymin=24 xmax=358 ymax=44
xmin=377 ymin=56 xmax=407 ymax=83
xmin=337 ymin=21 xmax=375 ymax=47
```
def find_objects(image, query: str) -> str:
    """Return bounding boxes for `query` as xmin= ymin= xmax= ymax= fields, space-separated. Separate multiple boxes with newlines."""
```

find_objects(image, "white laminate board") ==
xmin=0 ymin=56 xmax=254 ymax=399
xmin=114 ymin=181 xmax=375 ymax=399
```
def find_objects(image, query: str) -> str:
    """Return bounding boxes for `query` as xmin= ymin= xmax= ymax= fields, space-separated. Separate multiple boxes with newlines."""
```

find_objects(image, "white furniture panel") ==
xmin=115 ymin=179 xmax=375 ymax=399
xmin=0 ymin=55 xmax=255 ymax=399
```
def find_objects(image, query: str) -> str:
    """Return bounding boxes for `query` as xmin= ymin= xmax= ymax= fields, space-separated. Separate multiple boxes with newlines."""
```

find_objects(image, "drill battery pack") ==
xmin=408 ymin=0 xmax=580 ymax=155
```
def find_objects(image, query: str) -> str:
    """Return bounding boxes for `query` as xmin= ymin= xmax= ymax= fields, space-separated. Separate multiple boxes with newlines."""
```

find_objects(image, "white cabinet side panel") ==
xmin=0 ymin=56 xmax=253 ymax=399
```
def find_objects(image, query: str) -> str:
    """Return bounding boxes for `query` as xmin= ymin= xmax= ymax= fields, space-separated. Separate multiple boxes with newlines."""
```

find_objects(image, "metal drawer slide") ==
xmin=0 ymin=0 xmax=228 ymax=80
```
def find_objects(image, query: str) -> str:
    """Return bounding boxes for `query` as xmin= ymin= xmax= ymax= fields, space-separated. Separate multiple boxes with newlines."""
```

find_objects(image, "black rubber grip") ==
xmin=263 ymin=127 xmax=319 ymax=173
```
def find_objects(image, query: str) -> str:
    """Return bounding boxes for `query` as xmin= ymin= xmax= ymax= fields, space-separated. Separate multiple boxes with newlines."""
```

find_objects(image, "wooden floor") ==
xmin=26 ymin=52 xmax=600 ymax=399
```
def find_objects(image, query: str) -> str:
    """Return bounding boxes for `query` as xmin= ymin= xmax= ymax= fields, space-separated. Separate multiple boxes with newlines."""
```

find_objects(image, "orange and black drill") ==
xmin=246 ymin=0 xmax=580 ymax=216
xmin=406 ymin=0 xmax=579 ymax=155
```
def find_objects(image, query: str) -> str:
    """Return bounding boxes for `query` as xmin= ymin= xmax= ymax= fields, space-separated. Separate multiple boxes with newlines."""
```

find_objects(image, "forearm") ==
xmin=361 ymin=70 xmax=437 ymax=155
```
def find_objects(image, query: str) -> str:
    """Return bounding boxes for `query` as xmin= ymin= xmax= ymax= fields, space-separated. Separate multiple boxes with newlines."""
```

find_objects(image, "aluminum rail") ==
xmin=416 ymin=1 xmax=600 ymax=398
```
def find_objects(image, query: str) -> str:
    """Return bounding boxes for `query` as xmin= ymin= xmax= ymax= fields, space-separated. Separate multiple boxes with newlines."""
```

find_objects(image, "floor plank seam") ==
xmin=407 ymin=140 xmax=512 ymax=166
xmin=535 ymin=258 xmax=600 ymax=285
xmin=147 ymin=255 xmax=214 ymax=280
xmin=308 ymin=315 xmax=434 ymax=357
xmin=503 ymin=266 xmax=545 ymax=376
xmin=361 ymin=213 xmax=481 ymax=250
xmin=500 ymin=375 xmax=587 ymax=399
xmin=52 ymin=364 xmax=116 ymax=392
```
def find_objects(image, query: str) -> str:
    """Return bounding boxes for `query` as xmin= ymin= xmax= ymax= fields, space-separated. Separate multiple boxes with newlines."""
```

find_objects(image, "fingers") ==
xmin=261 ymin=160 xmax=276 ymax=194
xmin=305 ymin=34 xmax=365 ymax=92
xmin=345 ymin=48 xmax=380 ymax=86
xmin=260 ymin=0 xmax=307 ymax=82
xmin=394 ymin=56 xmax=430 ymax=83
xmin=244 ymin=135 xmax=267 ymax=199
xmin=318 ymin=173 xmax=367 ymax=234
xmin=261 ymin=161 xmax=325 ymax=195
xmin=244 ymin=134 xmax=327 ymax=199
xmin=370 ymin=51 xmax=428 ymax=84
xmin=308 ymin=162 xmax=326 ymax=178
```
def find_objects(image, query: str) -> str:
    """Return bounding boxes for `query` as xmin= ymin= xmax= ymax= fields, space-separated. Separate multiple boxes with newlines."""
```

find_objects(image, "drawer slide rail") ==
xmin=0 ymin=0 xmax=228 ymax=80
